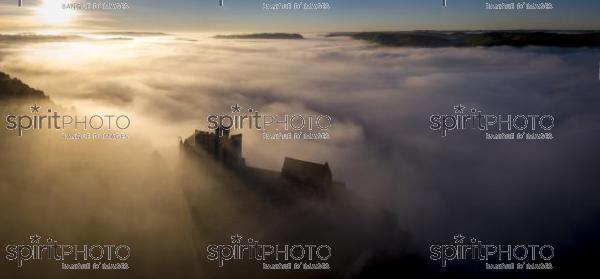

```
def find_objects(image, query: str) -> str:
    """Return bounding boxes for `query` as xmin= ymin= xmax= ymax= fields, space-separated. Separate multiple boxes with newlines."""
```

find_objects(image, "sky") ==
xmin=1 ymin=0 xmax=600 ymax=32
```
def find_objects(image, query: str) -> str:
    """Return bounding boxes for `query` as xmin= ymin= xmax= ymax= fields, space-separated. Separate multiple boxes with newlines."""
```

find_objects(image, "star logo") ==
xmin=230 ymin=234 xmax=242 ymax=244
xmin=453 ymin=234 xmax=465 ymax=244
xmin=453 ymin=104 xmax=465 ymax=114
xmin=231 ymin=104 xmax=241 ymax=113
xmin=31 ymin=104 xmax=40 ymax=113
xmin=30 ymin=234 xmax=41 ymax=244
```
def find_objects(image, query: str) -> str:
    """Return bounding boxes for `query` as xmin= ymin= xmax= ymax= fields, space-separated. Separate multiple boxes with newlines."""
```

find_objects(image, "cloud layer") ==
xmin=1 ymin=33 xmax=600 ymax=255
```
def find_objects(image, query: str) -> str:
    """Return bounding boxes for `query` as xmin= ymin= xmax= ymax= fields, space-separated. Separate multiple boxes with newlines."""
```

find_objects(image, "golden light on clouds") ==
xmin=34 ymin=0 xmax=75 ymax=25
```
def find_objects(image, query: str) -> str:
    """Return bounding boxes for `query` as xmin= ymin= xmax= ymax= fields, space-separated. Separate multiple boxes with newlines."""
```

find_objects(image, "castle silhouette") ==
xmin=181 ymin=127 xmax=344 ymax=193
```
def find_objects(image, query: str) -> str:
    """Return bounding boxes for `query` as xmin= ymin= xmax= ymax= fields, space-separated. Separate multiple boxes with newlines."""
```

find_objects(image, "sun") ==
xmin=35 ymin=0 xmax=75 ymax=25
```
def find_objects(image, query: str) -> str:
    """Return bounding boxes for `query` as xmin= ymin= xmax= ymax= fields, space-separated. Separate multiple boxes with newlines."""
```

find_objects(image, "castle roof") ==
xmin=281 ymin=157 xmax=332 ymax=183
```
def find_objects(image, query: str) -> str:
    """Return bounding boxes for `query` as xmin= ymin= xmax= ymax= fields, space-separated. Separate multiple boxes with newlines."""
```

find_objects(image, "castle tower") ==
xmin=228 ymin=134 xmax=243 ymax=165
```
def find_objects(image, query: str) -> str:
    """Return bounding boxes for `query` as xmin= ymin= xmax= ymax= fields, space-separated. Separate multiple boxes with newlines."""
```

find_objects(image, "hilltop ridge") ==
xmin=327 ymin=31 xmax=600 ymax=47
xmin=0 ymin=72 xmax=49 ymax=100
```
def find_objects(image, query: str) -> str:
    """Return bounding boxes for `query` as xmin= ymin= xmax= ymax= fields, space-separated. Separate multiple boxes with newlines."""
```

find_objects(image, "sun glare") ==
xmin=35 ymin=0 xmax=75 ymax=25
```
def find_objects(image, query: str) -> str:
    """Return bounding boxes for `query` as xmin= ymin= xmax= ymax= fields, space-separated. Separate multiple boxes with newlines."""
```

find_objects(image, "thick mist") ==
xmin=1 ymin=33 xmax=600 ymax=276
